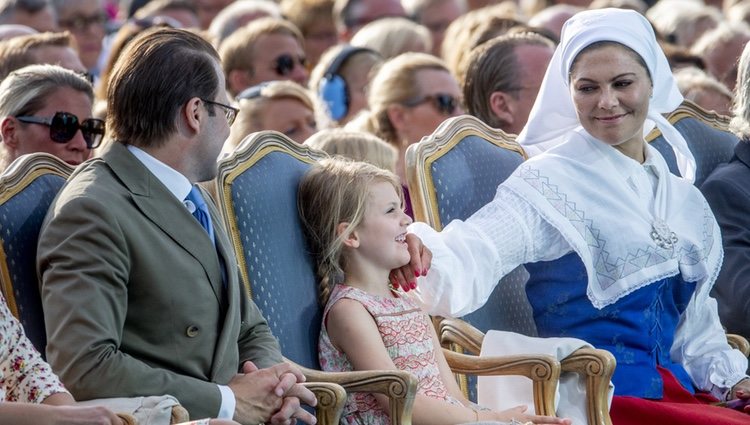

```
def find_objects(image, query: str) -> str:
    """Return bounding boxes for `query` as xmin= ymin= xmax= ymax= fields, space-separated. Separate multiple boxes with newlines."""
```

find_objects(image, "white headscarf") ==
xmin=517 ymin=8 xmax=696 ymax=182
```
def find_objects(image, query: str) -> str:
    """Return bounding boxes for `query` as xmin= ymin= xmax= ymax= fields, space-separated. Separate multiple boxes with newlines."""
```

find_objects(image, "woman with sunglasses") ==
xmin=0 ymin=64 xmax=104 ymax=171
xmin=358 ymin=52 xmax=463 ymax=218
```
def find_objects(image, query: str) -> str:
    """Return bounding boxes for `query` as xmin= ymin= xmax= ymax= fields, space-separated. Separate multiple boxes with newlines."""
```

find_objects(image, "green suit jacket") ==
xmin=37 ymin=142 xmax=282 ymax=419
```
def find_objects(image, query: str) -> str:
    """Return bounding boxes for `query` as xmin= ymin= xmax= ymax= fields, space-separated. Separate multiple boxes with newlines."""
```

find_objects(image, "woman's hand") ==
xmin=481 ymin=405 xmax=572 ymax=425
xmin=48 ymin=404 xmax=124 ymax=425
xmin=1 ymin=398 xmax=125 ymax=425
xmin=730 ymin=377 xmax=750 ymax=400
xmin=389 ymin=233 xmax=431 ymax=292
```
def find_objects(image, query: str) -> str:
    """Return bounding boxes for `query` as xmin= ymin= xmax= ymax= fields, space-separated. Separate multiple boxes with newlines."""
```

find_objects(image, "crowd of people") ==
xmin=0 ymin=0 xmax=749 ymax=424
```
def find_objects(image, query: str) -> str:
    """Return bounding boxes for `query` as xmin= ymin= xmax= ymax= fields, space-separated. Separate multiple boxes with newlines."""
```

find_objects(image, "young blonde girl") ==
xmin=297 ymin=157 xmax=570 ymax=425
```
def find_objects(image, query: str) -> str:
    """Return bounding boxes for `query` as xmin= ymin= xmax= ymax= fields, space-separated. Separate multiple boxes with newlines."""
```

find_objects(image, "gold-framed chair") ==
xmin=216 ymin=130 xmax=565 ymax=423
xmin=216 ymin=132 xmax=415 ymax=424
xmin=0 ymin=153 xmax=151 ymax=424
xmin=646 ymin=99 xmax=739 ymax=187
xmin=406 ymin=115 xmax=616 ymax=425
xmin=0 ymin=153 xmax=74 ymax=354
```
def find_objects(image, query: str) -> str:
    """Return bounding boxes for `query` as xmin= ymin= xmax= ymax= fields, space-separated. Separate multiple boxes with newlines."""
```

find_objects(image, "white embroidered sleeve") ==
xmin=409 ymin=187 xmax=570 ymax=317
xmin=672 ymin=286 xmax=749 ymax=399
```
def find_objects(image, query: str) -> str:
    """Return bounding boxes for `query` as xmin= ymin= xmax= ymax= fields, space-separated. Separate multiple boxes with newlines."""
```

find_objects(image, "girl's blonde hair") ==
xmin=363 ymin=52 xmax=448 ymax=145
xmin=297 ymin=157 xmax=402 ymax=305
xmin=305 ymin=129 xmax=397 ymax=172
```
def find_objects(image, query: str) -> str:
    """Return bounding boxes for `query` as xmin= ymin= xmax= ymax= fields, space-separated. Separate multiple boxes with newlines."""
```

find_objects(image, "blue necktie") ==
xmin=186 ymin=185 xmax=227 ymax=292
xmin=185 ymin=185 xmax=214 ymax=243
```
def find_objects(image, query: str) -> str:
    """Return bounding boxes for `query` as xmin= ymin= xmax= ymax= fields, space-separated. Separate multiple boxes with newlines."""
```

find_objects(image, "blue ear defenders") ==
xmin=319 ymin=45 xmax=378 ymax=121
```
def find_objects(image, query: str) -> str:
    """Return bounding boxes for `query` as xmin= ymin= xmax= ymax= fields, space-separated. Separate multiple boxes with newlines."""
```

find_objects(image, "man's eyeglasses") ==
xmin=201 ymin=99 xmax=239 ymax=126
xmin=403 ymin=93 xmax=462 ymax=116
xmin=59 ymin=13 xmax=108 ymax=31
xmin=273 ymin=54 xmax=306 ymax=77
xmin=16 ymin=111 xmax=105 ymax=149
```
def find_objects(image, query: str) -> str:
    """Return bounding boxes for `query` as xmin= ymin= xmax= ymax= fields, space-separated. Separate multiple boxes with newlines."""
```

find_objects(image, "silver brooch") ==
xmin=650 ymin=218 xmax=678 ymax=249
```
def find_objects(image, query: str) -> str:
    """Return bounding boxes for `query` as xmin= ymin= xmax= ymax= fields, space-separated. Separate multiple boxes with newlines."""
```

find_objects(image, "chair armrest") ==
xmin=439 ymin=317 xmax=485 ymax=354
xmin=442 ymin=348 xmax=560 ymax=416
xmin=116 ymin=413 xmax=137 ymax=425
xmin=292 ymin=360 xmax=417 ymax=425
xmin=727 ymin=334 xmax=750 ymax=357
xmin=440 ymin=317 xmax=616 ymax=424
xmin=302 ymin=382 xmax=347 ymax=425
xmin=560 ymin=348 xmax=616 ymax=425
xmin=169 ymin=404 xmax=189 ymax=423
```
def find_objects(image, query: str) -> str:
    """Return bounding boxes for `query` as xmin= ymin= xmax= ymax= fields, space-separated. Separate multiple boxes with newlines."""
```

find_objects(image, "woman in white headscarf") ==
xmin=406 ymin=8 xmax=750 ymax=424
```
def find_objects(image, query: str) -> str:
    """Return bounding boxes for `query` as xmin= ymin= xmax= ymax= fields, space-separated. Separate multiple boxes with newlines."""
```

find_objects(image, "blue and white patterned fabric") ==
xmin=0 ymin=172 xmax=67 ymax=354
xmin=225 ymin=150 xmax=321 ymax=369
xmin=427 ymin=134 xmax=535 ymax=337
xmin=526 ymin=252 xmax=696 ymax=398
xmin=423 ymin=132 xmax=531 ymax=403
xmin=650 ymin=114 xmax=739 ymax=187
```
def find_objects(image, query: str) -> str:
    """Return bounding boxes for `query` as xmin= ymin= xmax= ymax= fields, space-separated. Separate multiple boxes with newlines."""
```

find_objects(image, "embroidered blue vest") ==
xmin=525 ymin=252 xmax=697 ymax=399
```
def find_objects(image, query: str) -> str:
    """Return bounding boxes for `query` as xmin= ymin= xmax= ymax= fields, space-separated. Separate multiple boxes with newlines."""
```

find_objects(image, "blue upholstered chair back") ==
xmin=647 ymin=100 xmax=738 ymax=186
xmin=405 ymin=116 xmax=535 ymax=401
xmin=424 ymin=133 xmax=522 ymax=224
xmin=217 ymin=132 xmax=327 ymax=369
xmin=0 ymin=153 xmax=73 ymax=354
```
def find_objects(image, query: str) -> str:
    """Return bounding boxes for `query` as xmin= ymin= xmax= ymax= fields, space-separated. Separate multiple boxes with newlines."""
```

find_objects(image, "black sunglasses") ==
xmin=273 ymin=53 xmax=306 ymax=77
xmin=403 ymin=93 xmax=461 ymax=116
xmin=16 ymin=111 xmax=105 ymax=149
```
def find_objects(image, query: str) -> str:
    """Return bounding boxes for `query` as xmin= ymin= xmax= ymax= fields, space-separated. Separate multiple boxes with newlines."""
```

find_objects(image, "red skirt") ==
xmin=610 ymin=367 xmax=750 ymax=424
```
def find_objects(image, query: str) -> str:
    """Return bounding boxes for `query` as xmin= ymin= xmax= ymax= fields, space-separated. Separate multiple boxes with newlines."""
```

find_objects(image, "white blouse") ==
xmin=409 ymin=141 xmax=748 ymax=399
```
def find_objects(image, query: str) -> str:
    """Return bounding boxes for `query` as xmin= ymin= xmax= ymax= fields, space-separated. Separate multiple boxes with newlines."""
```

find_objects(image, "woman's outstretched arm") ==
xmin=405 ymin=188 xmax=569 ymax=317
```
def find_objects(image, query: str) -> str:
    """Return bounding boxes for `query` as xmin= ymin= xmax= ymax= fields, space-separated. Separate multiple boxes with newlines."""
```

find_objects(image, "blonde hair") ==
xmin=350 ymin=17 xmax=432 ymax=59
xmin=305 ymin=129 xmax=397 ymax=172
xmin=0 ymin=31 xmax=77 ymax=80
xmin=675 ymin=66 xmax=732 ymax=106
xmin=364 ymin=52 xmax=448 ymax=145
xmin=219 ymin=17 xmax=304 ymax=85
xmin=0 ymin=64 xmax=93 ymax=169
xmin=225 ymin=80 xmax=315 ymax=151
xmin=440 ymin=2 xmax=521 ymax=79
xmin=280 ymin=0 xmax=333 ymax=36
xmin=208 ymin=0 xmax=282 ymax=46
xmin=297 ymin=157 xmax=402 ymax=304
xmin=732 ymin=42 xmax=750 ymax=139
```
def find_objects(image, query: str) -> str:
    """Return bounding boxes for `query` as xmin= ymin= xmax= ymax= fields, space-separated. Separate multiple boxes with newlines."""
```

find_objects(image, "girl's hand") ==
xmin=481 ymin=405 xmax=573 ymax=425
xmin=730 ymin=377 xmax=750 ymax=400
xmin=726 ymin=378 xmax=750 ymax=413
xmin=389 ymin=233 xmax=431 ymax=292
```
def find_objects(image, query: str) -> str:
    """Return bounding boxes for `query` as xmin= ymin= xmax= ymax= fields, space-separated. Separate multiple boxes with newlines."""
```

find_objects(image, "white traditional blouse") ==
xmin=410 ymin=133 xmax=748 ymax=399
